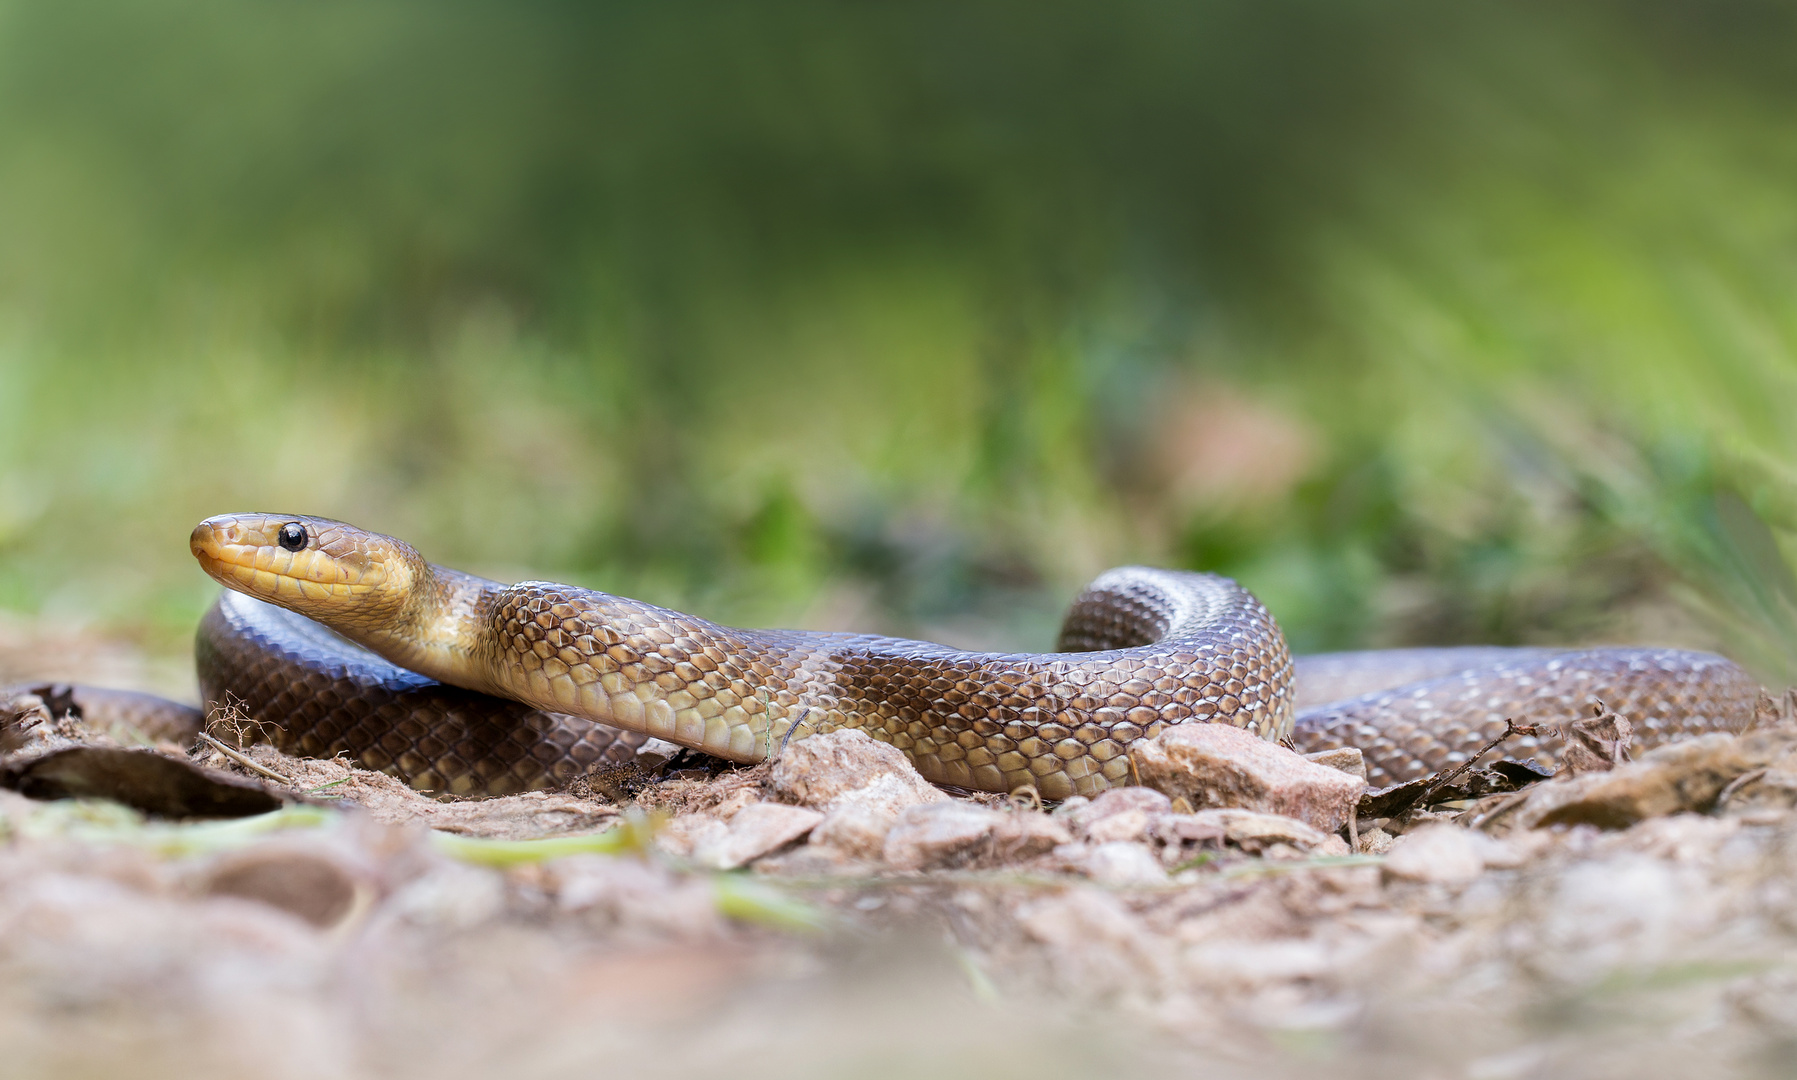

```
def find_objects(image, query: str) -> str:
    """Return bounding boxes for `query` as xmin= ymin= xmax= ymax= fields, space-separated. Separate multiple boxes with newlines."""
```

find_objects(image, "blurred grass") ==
xmin=2 ymin=1 xmax=1797 ymax=684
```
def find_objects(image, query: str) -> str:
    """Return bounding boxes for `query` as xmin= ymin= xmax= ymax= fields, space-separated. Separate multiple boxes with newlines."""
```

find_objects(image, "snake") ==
xmin=129 ymin=511 xmax=1756 ymax=801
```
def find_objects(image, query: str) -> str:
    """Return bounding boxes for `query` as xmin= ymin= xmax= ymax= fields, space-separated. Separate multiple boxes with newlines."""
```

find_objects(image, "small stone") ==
xmin=809 ymin=801 xmax=898 ymax=861
xmin=1514 ymin=730 xmax=1797 ymax=831
xmin=1084 ymin=808 xmax=1150 ymax=844
xmin=1148 ymin=812 xmax=1228 ymax=846
xmin=883 ymin=802 xmax=999 ymax=870
xmin=654 ymin=814 xmax=726 ymax=859
xmin=1303 ymin=746 xmax=1368 ymax=781
xmin=1382 ymin=823 xmax=1490 ymax=885
xmin=711 ymin=787 xmax=760 ymax=820
xmin=993 ymin=811 xmax=1074 ymax=861
xmin=1069 ymin=788 xmax=1170 ymax=843
xmin=634 ymin=737 xmax=682 ymax=770
xmin=1356 ymin=825 xmax=1395 ymax=855
xmin=882 ymin=802 xmax=1070 ymax=871
xmin=1082 ymin=841 xmax=1169 ymax=886
xmin=1316 ymin=835 xmax=1351 ymax=856
xmin=693 ymin=802 xmax=823 ymax=870
xmin=1077 ymin=787 xmax=1172 ymax=824
xmin=1132 ymin=722 xmax=1366 ymax=832
xmin=768 ymin=729 xmax=947 ymax=816
xmin=1192 ymin=808 xmax=1333 ymax=852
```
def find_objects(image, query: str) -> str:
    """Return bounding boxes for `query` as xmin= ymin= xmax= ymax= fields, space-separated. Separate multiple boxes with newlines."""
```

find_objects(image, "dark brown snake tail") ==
xmin=0 ymin=683 xmax=204 ymax=745
xmin=1291 ymin=648 xmax=1762 ymax=788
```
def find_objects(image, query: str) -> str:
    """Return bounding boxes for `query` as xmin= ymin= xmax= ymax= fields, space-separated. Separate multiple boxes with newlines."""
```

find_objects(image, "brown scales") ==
xmin=185 ymin=515 xmax=1760 ymax=801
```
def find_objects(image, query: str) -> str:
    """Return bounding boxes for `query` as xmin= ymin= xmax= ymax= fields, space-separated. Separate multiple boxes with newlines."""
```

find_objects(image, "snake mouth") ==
xmin=191 ymin=513 xmax=393 ymax=606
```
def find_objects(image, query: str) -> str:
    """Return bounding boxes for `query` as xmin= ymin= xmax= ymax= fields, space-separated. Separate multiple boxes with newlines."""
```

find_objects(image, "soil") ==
xmin=3 ymin=627 xmax=1797 ymax=1080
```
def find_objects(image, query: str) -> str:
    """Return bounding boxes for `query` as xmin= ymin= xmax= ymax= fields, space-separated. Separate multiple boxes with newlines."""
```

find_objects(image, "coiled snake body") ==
xmin=184 ymin=513 xmax=1761 ymax=799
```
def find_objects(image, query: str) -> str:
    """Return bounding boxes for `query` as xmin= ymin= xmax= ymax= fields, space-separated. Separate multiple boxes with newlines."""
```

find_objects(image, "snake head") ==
xmin=190 ymin=513 xmax=427 ymax=628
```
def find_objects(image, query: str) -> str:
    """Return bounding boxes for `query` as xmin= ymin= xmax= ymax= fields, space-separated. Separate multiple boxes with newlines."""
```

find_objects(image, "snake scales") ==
xmin=172 ymin=512 xmax=1764 ymax=800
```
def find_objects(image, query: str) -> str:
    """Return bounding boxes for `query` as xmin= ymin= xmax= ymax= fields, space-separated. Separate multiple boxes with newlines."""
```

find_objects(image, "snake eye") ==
xmin=277 ymin=523 xmax=308 ymax=552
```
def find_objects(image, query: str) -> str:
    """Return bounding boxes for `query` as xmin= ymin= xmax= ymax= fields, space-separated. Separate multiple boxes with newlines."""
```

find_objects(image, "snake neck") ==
xmin=342 ymin=564 xmax=504 ymax=694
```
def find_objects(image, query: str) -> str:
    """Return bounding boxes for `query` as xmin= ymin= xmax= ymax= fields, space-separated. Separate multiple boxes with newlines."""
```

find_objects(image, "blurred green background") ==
xmin=4 ymin=0 xmax=1797 ymax=687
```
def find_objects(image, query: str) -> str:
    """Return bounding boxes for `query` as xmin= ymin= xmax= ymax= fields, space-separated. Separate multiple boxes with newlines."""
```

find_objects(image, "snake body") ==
xmin=195 ymin=592 xmax=645 ymax=795
xmin=187 ymin=513 xmax=1763 ymax=798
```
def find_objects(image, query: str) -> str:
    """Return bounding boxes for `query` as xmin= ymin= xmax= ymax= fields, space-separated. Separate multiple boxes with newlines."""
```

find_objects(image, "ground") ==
xmin=3 ymin=624 xmax=1797 ymax=1080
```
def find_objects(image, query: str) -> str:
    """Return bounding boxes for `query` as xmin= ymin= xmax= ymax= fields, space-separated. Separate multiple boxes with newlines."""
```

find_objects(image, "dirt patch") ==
xmin=6 ymin=641 xmax=1797 ymax=1077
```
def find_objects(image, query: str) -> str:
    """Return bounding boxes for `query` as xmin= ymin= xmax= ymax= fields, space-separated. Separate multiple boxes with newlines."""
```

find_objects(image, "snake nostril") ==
xmin=278 ymin=523 xmax=308 ymax=553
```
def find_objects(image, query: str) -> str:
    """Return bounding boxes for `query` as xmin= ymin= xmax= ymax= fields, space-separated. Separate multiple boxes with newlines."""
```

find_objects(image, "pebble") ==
xmin=634 ymin=737 xmax=682 ymax=770
xmin=1085 ymin=808 xmax=1151 ymax=844
xmin=1075 ymin=787 xmax=1172 ymax=825
xmin=1068 ymin=788 xmax=1170 ymax=844
xmin=654 ymin=815 xmax=727 ymax=859
xmin=693 ymin=802 xmax=823 ymax=870
xmin=809 ymin=801 xmax=899 ymax=861
xmin=883 ymin=803 xmax=999 ymax=870
xmin=1382 ymin=824 xmax=1493 ymax=885
xmin=882 ymin=802 xmax=1070 ymax=871
xmin=1302 ymin=746 xmax=1368 ymax=781
xmin=767 ymin=729 xmax=947 ymax=818
xmin=1513 ymin=730 xmax=1797 ymax=831
xmin=1355 ymin=825 xmax=1395 ymax=855
xmin=1082 ymin=841 xmax=1169 ymax=886
xmin=1132 ymin=722 xmax=1365 ymax=832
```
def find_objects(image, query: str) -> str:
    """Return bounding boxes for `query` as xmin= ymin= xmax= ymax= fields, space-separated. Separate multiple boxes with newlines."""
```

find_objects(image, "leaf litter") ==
xmin=2 ymin=660 xmax=1797 ymax=1078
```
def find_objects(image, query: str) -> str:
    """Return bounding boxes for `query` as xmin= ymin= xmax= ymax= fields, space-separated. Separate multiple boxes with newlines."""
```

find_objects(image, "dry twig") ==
xmin=193 ymin=730 xmax=294 ymax=786
xmin=1417 ymin=718 xmax=1534 ymax=806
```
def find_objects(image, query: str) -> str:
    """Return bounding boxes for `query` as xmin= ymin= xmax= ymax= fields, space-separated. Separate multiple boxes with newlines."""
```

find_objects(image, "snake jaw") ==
xmin=191 ymin=513 xmax=422 ymax=626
